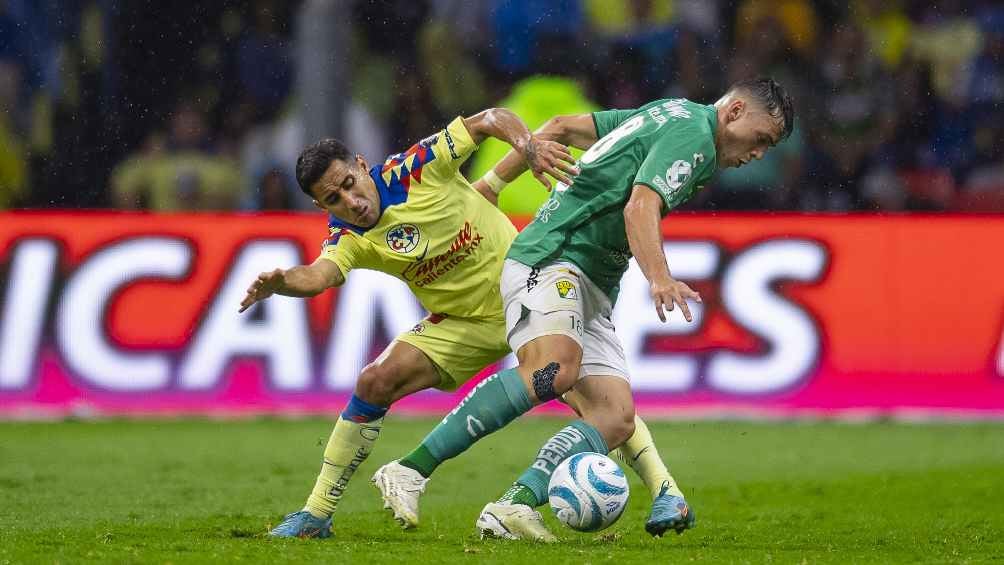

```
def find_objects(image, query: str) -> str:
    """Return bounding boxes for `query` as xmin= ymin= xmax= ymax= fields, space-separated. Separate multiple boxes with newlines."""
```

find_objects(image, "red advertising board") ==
xmin=1 ymin=212 xmax=1002 ymax=418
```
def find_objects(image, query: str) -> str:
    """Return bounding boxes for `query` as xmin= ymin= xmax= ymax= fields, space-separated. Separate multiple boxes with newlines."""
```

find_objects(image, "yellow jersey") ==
xmin=319 ymin=117 xmax=518 ymax=318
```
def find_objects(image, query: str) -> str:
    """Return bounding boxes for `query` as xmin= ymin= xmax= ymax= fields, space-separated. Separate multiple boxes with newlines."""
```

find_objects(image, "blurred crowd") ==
xmin=1 ymin=0 xmax=1002 ymax=213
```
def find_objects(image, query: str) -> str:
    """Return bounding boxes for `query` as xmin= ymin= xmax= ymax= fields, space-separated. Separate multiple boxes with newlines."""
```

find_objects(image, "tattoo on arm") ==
xmin=526 ymin=137 xmax=539 ymax=160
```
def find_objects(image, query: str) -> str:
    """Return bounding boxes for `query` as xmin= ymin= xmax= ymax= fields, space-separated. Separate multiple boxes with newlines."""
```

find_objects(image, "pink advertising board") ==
xmin=1 ymin=212 xmax=1003 ymax=419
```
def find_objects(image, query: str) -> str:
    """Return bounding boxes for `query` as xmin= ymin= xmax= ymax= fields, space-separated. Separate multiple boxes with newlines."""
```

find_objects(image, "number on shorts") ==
xmin=569 ymin=315 xmax=583 ymax=336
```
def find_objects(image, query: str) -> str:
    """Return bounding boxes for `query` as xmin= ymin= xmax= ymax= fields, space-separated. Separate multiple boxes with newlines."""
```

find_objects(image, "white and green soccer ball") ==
xmin=547 ymin=452 xmax=629 ymax=532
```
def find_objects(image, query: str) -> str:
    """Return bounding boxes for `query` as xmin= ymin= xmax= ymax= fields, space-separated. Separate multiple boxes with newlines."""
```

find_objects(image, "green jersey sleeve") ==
xmin=592 ymin=108 xmax=639 ymax=139
xmin=633 ymin=133 xmax=713 ymax=211
xmin=593 ymin=99 xmax=676 ymax=138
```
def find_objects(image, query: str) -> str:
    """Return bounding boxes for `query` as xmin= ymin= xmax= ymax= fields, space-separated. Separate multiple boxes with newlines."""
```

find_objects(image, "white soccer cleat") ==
xmin=476 ymin=502 xmax=558 ymax=543
xmin=371 ymin=460 xmax=428 ymax=529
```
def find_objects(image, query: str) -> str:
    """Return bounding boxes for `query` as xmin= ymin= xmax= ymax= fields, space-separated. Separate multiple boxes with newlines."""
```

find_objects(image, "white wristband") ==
xmin=482 ymin=169 xmax=509 ymax=195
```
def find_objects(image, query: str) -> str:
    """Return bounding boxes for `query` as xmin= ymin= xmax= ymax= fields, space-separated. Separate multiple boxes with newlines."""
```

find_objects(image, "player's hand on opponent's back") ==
xmin=649 ymin=277 xmax=702 ymax=323
xmin=239 ymin=268 xmax=286 ymax=313
xmin=523 ymin=135 xmax=579 ymax=190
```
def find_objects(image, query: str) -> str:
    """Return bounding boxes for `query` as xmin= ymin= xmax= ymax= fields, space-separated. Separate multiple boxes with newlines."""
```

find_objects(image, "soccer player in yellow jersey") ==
xmin=242 ymin=109 xmax=681 ymax=539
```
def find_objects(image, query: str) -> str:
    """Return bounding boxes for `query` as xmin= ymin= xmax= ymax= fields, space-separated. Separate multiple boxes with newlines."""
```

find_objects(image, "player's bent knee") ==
xmin=615 ymin=414 xmax=636 ymax=446
xmin=598 ymin=417 xmax=634 ymax=450
xmin=589 ymin=410 xmax=635 ymax=449
xmin=519 ymin=335 xmax=582 ymax=403
xmin=355 ymin=363 xmax=398 ymax=406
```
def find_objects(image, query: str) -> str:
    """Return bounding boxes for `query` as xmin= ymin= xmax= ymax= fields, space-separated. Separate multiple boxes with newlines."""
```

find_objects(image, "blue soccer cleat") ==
xmin=645 ymin=484 xmax=696 ymax=538
xmin=268 ymin=510 xmax=332 ymax=539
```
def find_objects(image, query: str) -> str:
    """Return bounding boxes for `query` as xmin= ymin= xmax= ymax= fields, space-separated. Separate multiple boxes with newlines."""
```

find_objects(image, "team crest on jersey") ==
xmin=556 ymin=279 xmax=578 ymax=300
xmin=387 ymin=223 xmax=421 ymax=254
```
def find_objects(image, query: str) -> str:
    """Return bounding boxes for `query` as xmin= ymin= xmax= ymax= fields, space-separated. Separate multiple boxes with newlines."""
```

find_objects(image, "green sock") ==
xmin=398 ymin=444 xmax=438 ymax=477
xmin=512 ymin=420 xmax=608 ymax=506
xmin=498 ymin=482 xmax=539 ymax=507
xmin=399 ymin=368 xmax=531 ymax=477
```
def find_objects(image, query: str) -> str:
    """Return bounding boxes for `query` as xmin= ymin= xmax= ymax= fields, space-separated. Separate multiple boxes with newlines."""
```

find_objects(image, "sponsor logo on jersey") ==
xmin=401 ymin=221 xmax=484 ymax=287
xmin=652 ymin=175 xmax=671 ymax=195
xmin=662 ymin=99 xmax=691 ymax=119
xmin=556 ymin=279 xmax=578 ymax=300
xmin=535 ymin=199 xmax=561 ymax=223
xmin=386 ymin=223 xmax=421 ymax=253
xmin=410 ymin=322 xmax=425 ymax=334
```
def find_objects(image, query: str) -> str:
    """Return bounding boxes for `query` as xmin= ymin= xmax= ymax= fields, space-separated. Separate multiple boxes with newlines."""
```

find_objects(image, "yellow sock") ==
xmin=615 ymin=415 xmax=685 ymax=500
xmin=304 ymin=417 xmax=383 ymax=518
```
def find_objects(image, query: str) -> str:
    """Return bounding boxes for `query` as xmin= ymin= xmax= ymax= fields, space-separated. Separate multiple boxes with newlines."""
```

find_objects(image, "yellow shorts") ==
xmin=395 ymin=311 xmax=510 ymax=391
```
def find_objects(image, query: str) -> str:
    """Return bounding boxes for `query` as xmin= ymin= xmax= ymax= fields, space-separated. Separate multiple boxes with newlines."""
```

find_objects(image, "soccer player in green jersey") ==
xmin=381 ymin=78 xmax=795 ymax=541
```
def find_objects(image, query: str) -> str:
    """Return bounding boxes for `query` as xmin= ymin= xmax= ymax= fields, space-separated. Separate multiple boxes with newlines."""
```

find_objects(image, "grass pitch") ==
xmin=1 ymin=418 xmax=1002 ymax=564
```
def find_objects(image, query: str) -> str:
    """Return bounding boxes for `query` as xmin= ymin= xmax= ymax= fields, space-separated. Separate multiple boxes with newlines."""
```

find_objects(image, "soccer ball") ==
xmin=547 ymin=452 xmax=629 ymax=532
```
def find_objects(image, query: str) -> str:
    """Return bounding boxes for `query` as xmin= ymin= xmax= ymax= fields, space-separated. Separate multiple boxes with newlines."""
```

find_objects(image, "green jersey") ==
xmin=507 ymin=98 xmax=719 ymax=302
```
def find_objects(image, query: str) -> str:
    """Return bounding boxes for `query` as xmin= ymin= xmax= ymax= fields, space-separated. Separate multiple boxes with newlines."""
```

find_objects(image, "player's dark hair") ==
xmin=295 ymin=138 xmax=355 ymax=196
xmin=729 ymin=77 xmax=795 ymax=141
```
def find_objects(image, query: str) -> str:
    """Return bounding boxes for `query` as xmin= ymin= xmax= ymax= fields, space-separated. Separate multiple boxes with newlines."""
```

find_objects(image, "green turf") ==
xmin=1 ymin=418 xmax=1002 ymax=564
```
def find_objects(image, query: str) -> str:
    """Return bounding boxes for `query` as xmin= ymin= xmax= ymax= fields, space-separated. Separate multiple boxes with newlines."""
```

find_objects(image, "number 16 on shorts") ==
xmin=569 ymin=314 xmax=583 ymax=337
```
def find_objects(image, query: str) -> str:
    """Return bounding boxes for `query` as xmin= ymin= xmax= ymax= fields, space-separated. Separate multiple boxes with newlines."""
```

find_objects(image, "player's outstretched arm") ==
xmin=238 ymin=257 xmax=344 ymax=312
xmin=623 ymin=185 xmax=701 ymax=323
xmin=463 ymin=108 xmax=577 ymax=190
xmin=473 ymin=113 xmax=598 ymax=199
xmin=537 ymin=114 xmax=602 ymax=150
